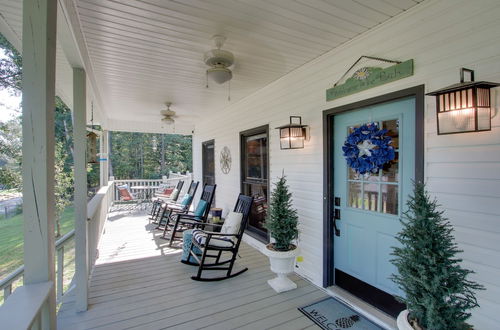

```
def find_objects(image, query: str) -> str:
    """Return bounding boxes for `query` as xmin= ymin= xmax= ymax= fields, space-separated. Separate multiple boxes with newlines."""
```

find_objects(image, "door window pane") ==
xmin=381 ymin=151 xmax=398 ymax=183
xmin=381 ymin=184 xmax=398 ymax=215
xmin=363 ymin=183 xmax=379 ymax=212
xmin=348 ymin=182 xmax=362 ymax=209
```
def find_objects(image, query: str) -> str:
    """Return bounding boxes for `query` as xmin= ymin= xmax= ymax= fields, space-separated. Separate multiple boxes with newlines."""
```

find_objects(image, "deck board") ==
xmin=57 ymin=210 xmax=325 ymax=329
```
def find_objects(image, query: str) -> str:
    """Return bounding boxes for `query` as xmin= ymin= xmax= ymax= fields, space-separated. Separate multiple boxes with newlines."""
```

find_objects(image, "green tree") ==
xmin=391 ymin=182 xmax=484 ymax=329
xmin=0 ymin=33 xmax=22 ymax=93
xmin=265 ymin=174 xmax=299 ymax=251
xmin=109 ymin=132 xmax=192 ymax=180
xmin=0 ymin=117 xmax=22 ymax=188
xmin=54 ymin=143 xmax=73 ymax=237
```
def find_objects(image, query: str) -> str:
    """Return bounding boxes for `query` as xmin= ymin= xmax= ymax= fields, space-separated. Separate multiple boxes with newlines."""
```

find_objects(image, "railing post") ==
xmin=21 ymin=0 xmax=57 ymax=328
xmin=102 ymin=130 xmax=109 ymax=186
xmin=73 ymin=67 xmax=89 ymax=312
xmin=56 ymin=246 xmax=64 ymax=302
xmin=3 ymin=285 xmax=12 ymax=300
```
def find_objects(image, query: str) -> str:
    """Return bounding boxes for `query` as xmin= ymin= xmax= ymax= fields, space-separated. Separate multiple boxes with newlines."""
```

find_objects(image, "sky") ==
xmin=0 ymin=49 xmax=21 ymax=122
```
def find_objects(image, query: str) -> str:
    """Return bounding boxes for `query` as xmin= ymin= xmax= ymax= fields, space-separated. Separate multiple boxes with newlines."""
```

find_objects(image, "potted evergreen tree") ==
xmin=262 ymin=174 xmax=300 ymax=293
xmin=392 ymin=182 xmax=484 ymax=330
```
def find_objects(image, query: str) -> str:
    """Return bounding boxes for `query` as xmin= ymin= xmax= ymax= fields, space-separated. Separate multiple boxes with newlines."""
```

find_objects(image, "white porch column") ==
xmin=21 ymin=0 xmax=57 ymax=328
xmin=100 ymin=130 xmax=109 ymax=186
xmin=73 ymin=68 xmax=88 ymax=312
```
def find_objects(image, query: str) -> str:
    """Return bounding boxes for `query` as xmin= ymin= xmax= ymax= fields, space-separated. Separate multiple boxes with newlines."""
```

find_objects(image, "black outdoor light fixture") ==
xmin=427 ymin=68 xmax=499 ymax=135
xmin=276 ymin=116 xmax=308 ymax=149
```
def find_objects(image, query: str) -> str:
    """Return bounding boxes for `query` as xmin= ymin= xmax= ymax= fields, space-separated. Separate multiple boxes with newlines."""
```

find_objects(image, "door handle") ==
xmin=333 ymin=215 xmax=340 ymax=236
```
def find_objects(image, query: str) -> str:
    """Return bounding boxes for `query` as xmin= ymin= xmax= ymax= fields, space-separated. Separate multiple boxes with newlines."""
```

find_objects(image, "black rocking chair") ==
xmin=186 ymin=194 xmax=253 ymax=281
xmin=155 ymin=180 xmax=199 ymax=227
xmin=165 ymin=184 xmax=216 ymax=245
xmin=149 ymin=180 xmax=184 ymax=222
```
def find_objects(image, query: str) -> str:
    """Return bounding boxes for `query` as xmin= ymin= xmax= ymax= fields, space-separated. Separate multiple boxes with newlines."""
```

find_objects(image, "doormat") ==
xmin=299 ymin=297 xmax=384 ymax=330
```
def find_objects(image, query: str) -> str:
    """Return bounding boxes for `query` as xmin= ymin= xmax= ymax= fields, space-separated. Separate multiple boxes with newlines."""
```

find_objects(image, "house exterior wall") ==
xmin=193 ymin=0 xmax=500 ymax=327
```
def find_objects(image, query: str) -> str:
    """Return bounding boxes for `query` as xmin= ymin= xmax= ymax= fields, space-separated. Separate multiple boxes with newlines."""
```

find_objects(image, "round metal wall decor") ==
xmin=220 ymin=146 xmax=231 ymax=174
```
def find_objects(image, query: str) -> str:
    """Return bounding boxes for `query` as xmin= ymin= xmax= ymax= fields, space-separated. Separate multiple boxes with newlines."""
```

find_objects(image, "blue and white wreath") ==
xmin=342 ymin=123 xmax=395 ymax=175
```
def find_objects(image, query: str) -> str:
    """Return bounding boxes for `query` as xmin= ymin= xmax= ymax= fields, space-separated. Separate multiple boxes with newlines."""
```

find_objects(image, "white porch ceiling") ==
xmin=0 ymin=0 xmax=424 ymax=134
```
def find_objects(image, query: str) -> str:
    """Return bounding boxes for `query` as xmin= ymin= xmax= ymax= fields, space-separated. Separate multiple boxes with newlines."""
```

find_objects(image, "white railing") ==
xmin=112 ymin=173 xmax=192 ymax=203
xmin=0 ymin=281 xmax=53 ymax=330
xmin=0 ymin=181 xmax=115 ymax=329
xmin=0 ymin=229 xmax=75 ymax=305
xmin=87 ymin=181 xmax=114 ymax=268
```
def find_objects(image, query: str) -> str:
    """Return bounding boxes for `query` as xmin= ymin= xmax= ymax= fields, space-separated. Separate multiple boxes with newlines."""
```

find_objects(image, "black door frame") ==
xmin=202 ymin=139 xmax=215 ymax=187
xmin=240 ymin=125 xmax=270 ymax=243
xmin=322 ymin=85 xmax=425 ymax=288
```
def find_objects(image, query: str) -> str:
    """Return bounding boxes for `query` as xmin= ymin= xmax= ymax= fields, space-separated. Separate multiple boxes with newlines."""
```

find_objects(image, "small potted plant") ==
xmin=262 ymin=174 xmax=300 ymax=293
xmin=392 ymin=182 xmax=484 ymax=330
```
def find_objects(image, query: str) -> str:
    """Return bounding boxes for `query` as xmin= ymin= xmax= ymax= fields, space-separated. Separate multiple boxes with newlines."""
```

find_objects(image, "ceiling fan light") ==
xmin=162 ymin=117 xmax=175 ymax=124
xmin=207 ymin=67 xmax=232 ymax=84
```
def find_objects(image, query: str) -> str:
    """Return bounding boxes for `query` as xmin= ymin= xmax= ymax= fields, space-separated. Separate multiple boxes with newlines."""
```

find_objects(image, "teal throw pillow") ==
xmin=180 ymin=194 xmax=192 ymax=206
xmin=193 ymin=200 xmax=208 ymax=218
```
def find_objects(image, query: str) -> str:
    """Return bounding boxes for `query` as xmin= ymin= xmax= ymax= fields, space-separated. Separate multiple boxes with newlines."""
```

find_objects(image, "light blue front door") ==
xmin=333 ymin=97 xmax=415 ymax=295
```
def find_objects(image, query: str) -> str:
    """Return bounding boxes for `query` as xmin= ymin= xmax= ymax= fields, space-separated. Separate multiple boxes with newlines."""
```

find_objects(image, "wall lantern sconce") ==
xmin=276 ymin=116 xmax=308 ymax=149
xmin=427 ymin=68 xmax=499 ymax=135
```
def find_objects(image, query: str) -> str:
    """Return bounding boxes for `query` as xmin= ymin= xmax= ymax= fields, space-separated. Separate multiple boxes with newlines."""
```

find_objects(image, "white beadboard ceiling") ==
xmin=0 ymin=0 xmax=424 ymax=133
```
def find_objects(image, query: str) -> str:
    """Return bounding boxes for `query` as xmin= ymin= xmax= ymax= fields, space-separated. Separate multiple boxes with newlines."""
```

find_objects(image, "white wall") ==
xmin=193 ymin=0 xmax=500 ymax=327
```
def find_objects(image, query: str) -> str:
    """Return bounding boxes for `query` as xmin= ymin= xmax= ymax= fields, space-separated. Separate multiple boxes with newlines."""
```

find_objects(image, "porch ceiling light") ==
xmin=207 ymin=65 xmax=232 ymax=84
xmin=427 ymin=68 xmax=499 ymax=135
xmin=276 ymin=116 xmax=308 ymax=149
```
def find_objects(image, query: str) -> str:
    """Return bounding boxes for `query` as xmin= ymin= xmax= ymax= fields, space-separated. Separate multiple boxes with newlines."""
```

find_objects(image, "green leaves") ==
xmin=391 ymin=182 xmax=484 ymax=329
xmin=109 ymin=132 xmax=192 ymax=179
xmin=265 ymin=174 xmax=299 ymax=251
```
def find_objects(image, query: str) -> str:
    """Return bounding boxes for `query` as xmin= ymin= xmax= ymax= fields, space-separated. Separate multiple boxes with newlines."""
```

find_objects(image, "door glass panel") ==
xmin=348 ymin=182 xmax=362 ymax=209
xmin=242 ymin=130 xmax=269 ymax=238
xmin=381 ymin=151 xmax=398 ymax=183
xmin=381 ymin=184 xmax=398 ymax=215
xmin=346 ymin=118 xmax=400 ymax=215
xmin=363 ymin=183 xmax=379 ymax=212
xmin=348 ymin=167 xmax=361 ymax=180
xmin=202 ymin=141 xmax=215 ymax=186
xmin=383 ymin=119 xmax=399 ymax=149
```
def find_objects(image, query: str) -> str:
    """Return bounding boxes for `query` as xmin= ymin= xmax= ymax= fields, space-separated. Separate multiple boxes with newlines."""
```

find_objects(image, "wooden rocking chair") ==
xmin=164 ymin=184 xmax=216 ymax=245
xmin=187 ymin=194 xmax=253 ymax=281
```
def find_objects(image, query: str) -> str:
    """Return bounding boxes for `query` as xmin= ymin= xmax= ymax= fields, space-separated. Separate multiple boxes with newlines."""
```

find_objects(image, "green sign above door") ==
xmin=326 ymin=59 xmax=414 ymax=101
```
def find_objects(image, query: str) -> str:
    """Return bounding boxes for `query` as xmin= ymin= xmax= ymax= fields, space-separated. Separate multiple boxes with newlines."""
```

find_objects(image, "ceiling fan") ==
xmin=160 ymin=102 xmax=176 ymax=124
xmin=204 ymin=35 xmax=234 ymax=85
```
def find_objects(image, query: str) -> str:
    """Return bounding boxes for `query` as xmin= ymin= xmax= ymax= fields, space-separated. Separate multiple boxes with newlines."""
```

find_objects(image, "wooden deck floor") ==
xmin=57 ymin=210 xmax=327 ymax=329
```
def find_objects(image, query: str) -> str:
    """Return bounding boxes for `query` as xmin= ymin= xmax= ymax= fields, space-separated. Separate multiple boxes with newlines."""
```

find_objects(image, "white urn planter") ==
xmin=397 ymin=310 xmax=415 ymax=330
xmin=262 ymin=244 xmax=299 ymax=293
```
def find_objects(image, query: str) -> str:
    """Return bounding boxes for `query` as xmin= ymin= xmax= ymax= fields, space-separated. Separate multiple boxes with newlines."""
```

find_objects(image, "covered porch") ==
xmin=1 ymin=0 xmax=499 ymax=329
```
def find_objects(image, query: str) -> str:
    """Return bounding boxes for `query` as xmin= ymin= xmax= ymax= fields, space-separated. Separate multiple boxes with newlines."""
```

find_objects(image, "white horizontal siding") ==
xmin=193 ymin=0 xmax=500 ymax=327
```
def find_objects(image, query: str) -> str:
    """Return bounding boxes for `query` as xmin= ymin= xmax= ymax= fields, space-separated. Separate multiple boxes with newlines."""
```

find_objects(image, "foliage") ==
xmin=54 ymin=143 xmax=74 ymax=237
xmin=391 ymin=182 xmax=484 ymax=329
xmin=265 ymin=174 xmax=299 ymax=251
xmin=0 ymin=33 xmax=22 ymax=93
xmin=110 ymin=132 xmax=192 ymax=179
xmin=0 ymin=167 xmax=21 ymax=189
xmin=0 ymin=116 xmax=22 ymax=188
